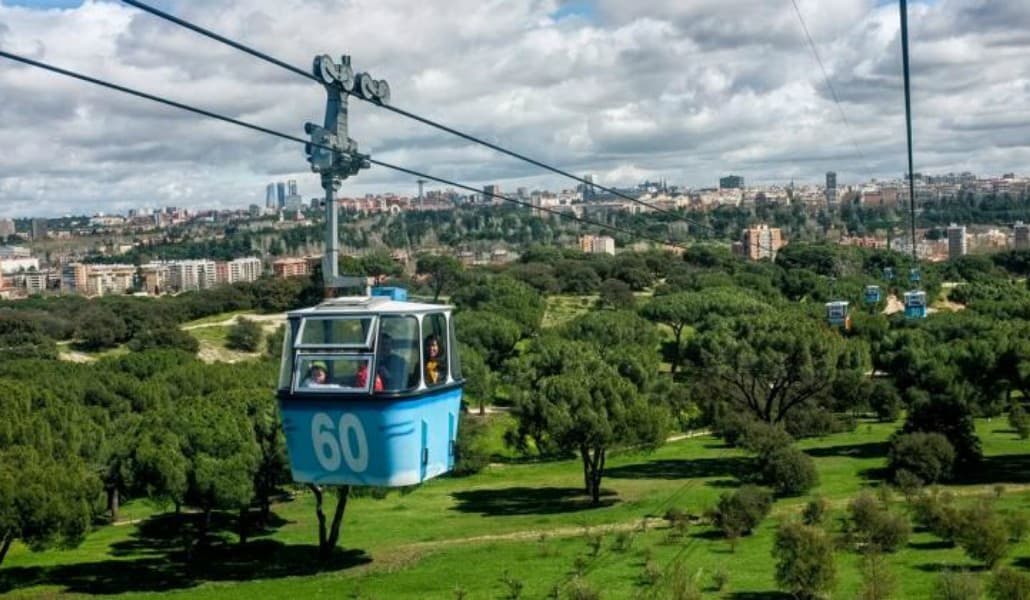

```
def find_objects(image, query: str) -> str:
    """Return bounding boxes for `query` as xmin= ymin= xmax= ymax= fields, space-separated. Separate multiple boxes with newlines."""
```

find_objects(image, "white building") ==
xmin=579 ymin=235 xmax=616 ymax=255
xmin=0 ymin=257 xmax=40 ymax=274
xmin=947 ymin=223 xmax=967 ymax=260
xmin=167 ymin=260 xmax=217 ymax=292
xmin=227 ymin=257 xmax=262 ymax=283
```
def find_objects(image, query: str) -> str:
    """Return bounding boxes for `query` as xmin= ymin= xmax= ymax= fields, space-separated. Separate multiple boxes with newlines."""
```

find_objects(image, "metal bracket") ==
xmin=304 ymin=54 xmax=390 ymax=291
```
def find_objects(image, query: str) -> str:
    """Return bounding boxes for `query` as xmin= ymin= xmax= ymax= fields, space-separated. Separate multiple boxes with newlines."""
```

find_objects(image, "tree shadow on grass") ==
xmin=604 ymin=457 xmax=752 ymax=482
xmin=450 ymin=487 xmax=617 ymax=516
xmin=0 ymin=511 xmax=370 ymax=596
xmin=804 ymin=441 xmax=888 ymax=460
xmin=914 ymin=562 xmax=986 ymax=574
xmin=728 ymin=591 xmax=793 ymax=599
xmin=954 ymin=454 xmax=1030 ymax=485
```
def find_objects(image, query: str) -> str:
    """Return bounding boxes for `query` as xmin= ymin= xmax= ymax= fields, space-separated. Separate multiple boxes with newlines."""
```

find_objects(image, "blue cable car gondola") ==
xmin=904 ymin=290 xmax=927 ymax=319
xmin=864 ymin=285 xmax=882 ymax=305
xmin=883 ymin=267 xmax=895 ymax=281
xmin=276 ymin=288 xmax=464 ymax=487
xmin=825 ymin=300 xmax=851 ymax=330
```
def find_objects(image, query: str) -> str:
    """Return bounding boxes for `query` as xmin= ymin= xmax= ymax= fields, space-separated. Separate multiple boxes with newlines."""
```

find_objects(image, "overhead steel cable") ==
xmin=789 ymin=0 xmax=871 ymax=172
xmin=899 ymin=0 xmax=918 ymax=262
xmin=119 ymin=0 xmax=701 ymax=222
xmin=0 ymin=49 xmax=689 ymax=252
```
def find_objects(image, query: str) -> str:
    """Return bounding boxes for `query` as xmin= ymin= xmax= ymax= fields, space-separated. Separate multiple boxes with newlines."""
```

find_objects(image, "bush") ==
xmin=956 ymin=504 xmax=1011 ymax=568
xmin=712 ymin=485 xmax=773 ymax=539
xmin=451 ymin=414 xmax=491 ymax=476
xmin=903 ymin=394 xmax=982 ymax=468
xmin=989 ymin=567 xmax=1030 ymax=600
xmin=909 ymin=488 xmax=962 ymax=544
xmin=859 ymin=552 xmax=896 ymax=600
xmin=802 ymin=496 xmax=828 ymax=526
xmin=225 ymin=317 xmax=263 ymax=352
xmin=127 ymin=327 xmax=199 ymax=353
xmin=934 ymin=571 xmax=982 ymax=600
xmin=887 ymin=432 xmax=956 ymax=484
xmin=1009 ymin=403 xmax=1030 ymax=440
xmin=760 ymin=446 xmax=819 ymax=496
xmin=739 ymin=421 xmax=793 ymax=455
xmin=847 ymin=491 xmax=911 ymax=553
xmin=773 ymin=521 xmax=836 ymax=600
xmin=869 ymin=380 xmax=902 ymax=422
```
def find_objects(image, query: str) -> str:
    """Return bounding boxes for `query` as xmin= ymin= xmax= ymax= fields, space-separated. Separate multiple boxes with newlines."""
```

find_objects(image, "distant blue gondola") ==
xmin=825 ymin=300 xmax=851 ymax=330
xmin=904 ymin=290 xmax=927 ymax=319
xmin=276 ymin=289 xmax=463 ymax=487
xmin=883 ymin=267 xmax=895 ymax=281
xmin=909 ymin=267 xmax=921 ymax=284
xmin=864 ymin=285 xmax=882 ymax=305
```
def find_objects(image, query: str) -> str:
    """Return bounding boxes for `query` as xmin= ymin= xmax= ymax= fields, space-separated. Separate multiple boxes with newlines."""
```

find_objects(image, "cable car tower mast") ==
xmin=304 ymin=54 xmax=391 ymax=295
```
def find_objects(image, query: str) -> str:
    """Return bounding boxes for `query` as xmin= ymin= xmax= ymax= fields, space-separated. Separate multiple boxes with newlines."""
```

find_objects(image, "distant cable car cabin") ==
xmin=864 ymin=285 xmax=882 ymax=305
xmin=904 ymin=290 xmax=927 ymax=319
xmin=276 ymin=288 xmax=463 ymax=487
xmin=825 ymin=300 xmax=852 ymax=330
xmin=883 ymin=267 xmax=895 ymax=281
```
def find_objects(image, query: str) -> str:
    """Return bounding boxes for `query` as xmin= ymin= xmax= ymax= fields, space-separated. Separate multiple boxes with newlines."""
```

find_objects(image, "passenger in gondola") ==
xmin=376 ymin=334 xmax=409 ymax=391
xmin=356 ymin=359 xmax=383 ymax=392
xmin=302 ymin=361 xmax=330 ymax=387
xmin=424 ymin=334 xmax=444 ymax=385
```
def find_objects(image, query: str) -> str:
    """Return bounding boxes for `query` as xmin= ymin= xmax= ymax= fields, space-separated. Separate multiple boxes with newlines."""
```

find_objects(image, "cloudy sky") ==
xmin=0 ymin=0 xmax=1028 ymax=217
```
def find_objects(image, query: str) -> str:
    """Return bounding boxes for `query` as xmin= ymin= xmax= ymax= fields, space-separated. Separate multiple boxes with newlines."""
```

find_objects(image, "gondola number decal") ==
xmin=311 ymin=412 xmax=369 ymax=473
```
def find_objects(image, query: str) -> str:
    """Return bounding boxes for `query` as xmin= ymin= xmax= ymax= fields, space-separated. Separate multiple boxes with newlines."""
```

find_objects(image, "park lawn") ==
xmin=4 ymin=418 xmax=1030 ymax=598
xmin=181 ymin=310 xmax=256 ymax=329
xmin=542 ymin=295 xmax=597 ymax=329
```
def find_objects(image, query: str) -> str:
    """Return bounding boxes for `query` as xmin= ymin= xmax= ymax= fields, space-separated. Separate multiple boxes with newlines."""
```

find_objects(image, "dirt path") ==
xmin=182 ymin=312 xmax=286 ymax=330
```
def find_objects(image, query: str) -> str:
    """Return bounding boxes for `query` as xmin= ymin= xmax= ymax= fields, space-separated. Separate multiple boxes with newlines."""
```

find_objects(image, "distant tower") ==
xmin=826 ymin=171 xmax=838 ymax=209
xmin=287 ymin=180 xmax=298 ymax=197
xmin=417 ymin=179 xmax=426 ymax=210
xmin=583 ymin=174 xmax=595 ymax=200
xmin=265 ymin=183 xmax=277 ymax=209
xmin=947 ymin=223 xmax=967 ymax=260
xmin=276 ymin=182 xmax=286 ymax=209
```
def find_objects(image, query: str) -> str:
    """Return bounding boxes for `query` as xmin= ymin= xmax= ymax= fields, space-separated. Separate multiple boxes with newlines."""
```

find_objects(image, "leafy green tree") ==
xmin=1009 ymin=402 xmax=1030 ymax=440
xmin=459 ymin=343 xmax=496 ymax=415
xmin=711 ymin=485 xmax=773 ymax=539
xmin=887 ymin=432 xmax=956 ymax=484
xmin=76 ymin=306 xmax=129 ymax=350
xmin=127 ymin=327 xmax=199 ymax=353
xmin=989 ymin=567 xmax=1030 ymax=600
xmin=456 ymin=311 xmax=522 ymax=371
xmin=934 ymin=570 xmax=982 ymax=600
xmin=760 ymin=446 xmax=819 ymax=496
xmin=598 ymin=278 xmax=635 ymax=310
xmin=902 ymin=391 xmax=982 ymax=468
xmin=773 ymin=520 xmax=837 ymax=600
xmin=507 ymin=336 xmax=670 ymax=503
xmin=226 ymin=317 xmax=263 ymax=352
xmin=415 ymin=254 xmax=463 ymax=301
xmin=687 ymin=312 xmax=845 ymax=425
xmin=956 ymin=503 xmax=1011 ymax=568
xmin=452 ymin=276 xmax=545 ymax=336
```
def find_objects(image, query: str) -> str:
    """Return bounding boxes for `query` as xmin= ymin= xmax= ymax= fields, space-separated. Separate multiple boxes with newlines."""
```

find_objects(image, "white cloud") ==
xmin=0 ymin=0 xmax=1028 ymax=216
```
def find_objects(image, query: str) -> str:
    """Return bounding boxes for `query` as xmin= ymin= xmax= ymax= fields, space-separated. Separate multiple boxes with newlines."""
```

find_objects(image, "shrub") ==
xmin=956 ymin=504 xmax=1010 ymax=568
xmin=739 ymin=421 xmax=793 ymax=455
xmin=887 ymin=432 xmax=956 ymax=484
xmin=1009 ymin=403 xmax=1030 ymax=440
xmin=934 ymin=571 xmax=982 ymax=600
xmin=847 ymin=491 xmax=911 ymax=553
xmin=989 ymin=567 xmax=1030 ymax=600
xmin=893 ymin=469 xmax=924 ymax=499
xmin=451 ymin=414 xmax=491 ymax=476
xmin=566 ymin=577 xmax=600 ymax=600
xmin=802 ymin=496 xmax=828 ymax=526
xmin=1007 ymin=511 xmax=1030 ymax=543
xmin=226 ymin=317 xmax=263 ymax=351
xmin=910 ymin=488 xmax=962 ymax=543
xmin=760 ymin=446 xmax=819 ymax=496
xmin=711 ymin=485 xmax=773 ymax=539
xmin=869 ymin=380 xmax=902 ymax=422
xmin=903 ymin=394 xmax=982 ymax=468
xmin=859 ymin=552 xmax=896 ymax=600
xmin=773 ymin=521 xmax=836 ymax=600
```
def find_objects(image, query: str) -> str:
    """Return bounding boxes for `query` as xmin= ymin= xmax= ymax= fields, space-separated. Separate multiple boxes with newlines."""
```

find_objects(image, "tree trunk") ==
xmin=259 ymin=495 xmax=271 ymax=526
xmin=309 ymin=484 xmax=328 ymax=552
xmin=0 ymin=531 xmax=13 ymax=566
xmin=325 ymin=486 xmax=351 ymax=554
xmin=670 ymin=326 xmax=683 ymax=374
xmin=107 ymin=486 xmax=120 ymax=523
xmin=238 ymin=507 xmax=249 ymax=545
xmin=581 ymin=446 xmax=592 ymax=495
xmin=589 ymin=448 xmax=606 ymax=504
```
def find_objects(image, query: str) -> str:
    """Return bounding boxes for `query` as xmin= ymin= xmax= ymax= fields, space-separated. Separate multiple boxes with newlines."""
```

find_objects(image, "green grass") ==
xmin=4 ymin=418 xmax=1030 ymax=598
xmin=542 ymin=295 xmax=597 ymax=328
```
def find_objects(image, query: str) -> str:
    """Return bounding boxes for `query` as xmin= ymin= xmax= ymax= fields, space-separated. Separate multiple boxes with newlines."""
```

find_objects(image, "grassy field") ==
xmin=4 ymin=417 xmax=1030 ymax=598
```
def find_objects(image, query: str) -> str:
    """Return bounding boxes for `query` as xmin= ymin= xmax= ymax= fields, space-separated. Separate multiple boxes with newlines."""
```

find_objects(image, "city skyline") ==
xmin=1 ymin=1 xmax=1030 ymax=217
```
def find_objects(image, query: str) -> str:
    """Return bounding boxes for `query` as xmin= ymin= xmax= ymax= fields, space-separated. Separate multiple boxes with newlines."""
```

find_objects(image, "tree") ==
xmin=934 ymin=571 xmax=982 ymax=600
xmin=687 ymin=312 xmax=846 ymax=425
xmin=415 ymin=254 xmax=463 ymax=301
xmin=956 ymin=503 xmax=1011 ymax=568
xmin=773 ymin=520 xmax=836 ymax=600
xmin=127 ymin=327 xmax=199 ymax=353
xmin=598 ymin=278 xmax=635 ymax=310
xmin=507 ymin=336 xmax=670 ymax=503
xmin=902 ymin=391 xmax=982 ymax=469
xmin=226 ymin=317 xmax=263 ymax=352
xmin=452 ymin=276 xmax=545 ymax=337
xmin=859 ymin=552 xmax=897 ymax=600
xmin=456 ymin=311 xmax=522 ymax=371
xmin=711 ymin=485 xmax=773 ymax=539
xmin=887 ymin=432 xmax=956 ymax=484
xmin=76 ymin=306 xmax=128 ymax=350
xmin=846 ymin=491 xmax=911 ymax=553
xmin=989 ymin=568 xmax=1030 ymax=600
xmin=760 ymin=446 xmax=819 ymax=496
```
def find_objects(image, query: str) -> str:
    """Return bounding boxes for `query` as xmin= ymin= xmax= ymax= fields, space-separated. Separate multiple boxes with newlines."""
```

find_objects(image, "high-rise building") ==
xmin=826 ymin=172 xmax=838 ymax=208
xmin=1015 ymin=221 xmax=1030 ymax=250
xmin=582 ymin=174 xmax=596 ymax=200
xmin=30 ymin=218 xmax=48 ymax=240
xmin=579 ymin=234 xmax=615 ymax=255
xmin=265 ymin=183 xmax=277 ymax=209
xmin=0 ymin=219 xmax=15 ymax=238
xmin=483 ymin=184 xmax=500 ymax=200
xmin=947 ymin=223 xmax=967 ymax=260
xmin=287 ymin=180 xmax=298 ymax=197
xmin=719 ymin=175 xmax=744 ymax=189
xmin=276 ymin=182 xmax=286 ymax=209
xmin=739 ymin=224 xmax=785 ymax=261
